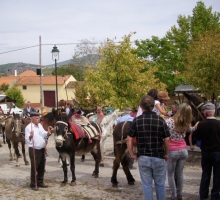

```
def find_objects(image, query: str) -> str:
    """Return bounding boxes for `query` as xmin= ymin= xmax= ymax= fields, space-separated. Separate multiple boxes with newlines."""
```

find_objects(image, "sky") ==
xmin=0 ymin=0 xmax=219 ymax=66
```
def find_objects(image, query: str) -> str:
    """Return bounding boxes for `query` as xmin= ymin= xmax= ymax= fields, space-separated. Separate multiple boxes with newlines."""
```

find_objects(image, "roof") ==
xmin=0 ymin=95 xmax=16 ymax=103
xmin=174 ymin=84 xmax=201 ymax=94
xmin=0 ymin=76 xmax=19 ymax=85
xmin=0 ymin=70 xmax=36 ymax=86
xmin=19 ymin=70 xmax=36 ymax=77
xmin=16 ymin=75 xmax=71 ymax=85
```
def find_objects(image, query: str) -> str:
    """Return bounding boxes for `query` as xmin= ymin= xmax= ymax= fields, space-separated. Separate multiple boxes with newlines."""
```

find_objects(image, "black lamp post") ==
xmin=51 ymin=45 xmax=60 ymax=110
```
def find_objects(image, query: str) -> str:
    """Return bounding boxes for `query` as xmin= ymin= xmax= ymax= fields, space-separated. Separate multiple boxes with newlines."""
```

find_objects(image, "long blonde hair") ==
xmin=173 ymin=103 xmax=193 ymax=134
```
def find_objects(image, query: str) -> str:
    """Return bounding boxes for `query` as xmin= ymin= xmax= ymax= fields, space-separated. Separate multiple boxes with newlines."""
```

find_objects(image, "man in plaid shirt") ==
xmin=127 ymin=95 xmax=170 ymax=200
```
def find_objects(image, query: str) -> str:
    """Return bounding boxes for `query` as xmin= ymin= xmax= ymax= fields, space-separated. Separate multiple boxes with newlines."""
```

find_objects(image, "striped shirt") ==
xmin=127 ymin=111 xmax=170 ymax=159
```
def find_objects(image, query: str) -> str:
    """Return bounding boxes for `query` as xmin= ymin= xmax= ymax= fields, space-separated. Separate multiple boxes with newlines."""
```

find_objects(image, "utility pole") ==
xmin=39 ymin=36 xmax=43 ymax=108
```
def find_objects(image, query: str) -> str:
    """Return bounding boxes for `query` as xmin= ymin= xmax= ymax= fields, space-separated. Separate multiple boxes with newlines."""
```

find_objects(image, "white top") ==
xmin=25 ymin=122 xmax=48 ymax=149
xmin=136 ymin=100 xmax=163 ymax=117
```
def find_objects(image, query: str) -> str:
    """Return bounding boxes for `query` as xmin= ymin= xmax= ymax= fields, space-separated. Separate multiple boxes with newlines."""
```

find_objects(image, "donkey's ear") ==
xmin=183 ymin=92 xmax=191 ymax=101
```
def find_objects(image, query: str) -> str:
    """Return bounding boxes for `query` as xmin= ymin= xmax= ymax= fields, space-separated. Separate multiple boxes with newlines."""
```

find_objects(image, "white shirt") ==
xmin=25 ymin=122 xmax=48 ymax=149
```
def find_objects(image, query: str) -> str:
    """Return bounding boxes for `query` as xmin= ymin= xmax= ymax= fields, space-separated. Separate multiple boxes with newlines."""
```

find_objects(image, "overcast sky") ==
xmin=0 ymin=0 xmax=219 ymax=66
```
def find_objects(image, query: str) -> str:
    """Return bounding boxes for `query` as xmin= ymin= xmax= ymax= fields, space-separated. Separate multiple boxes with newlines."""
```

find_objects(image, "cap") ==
xmin=157 ymin=91 xmax=170 ymax=100
xmin=27 ymin=101 xmax=30 ymax=104
xmin=30 ymin=112 xmax=40 ymax=117
xmin=201 ymin=102 xmax=215 ymax=111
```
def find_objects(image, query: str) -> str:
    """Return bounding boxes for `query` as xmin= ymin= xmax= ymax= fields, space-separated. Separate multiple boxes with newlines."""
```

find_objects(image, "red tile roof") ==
xmin=16 ymin=75 xmax=71 ymax=85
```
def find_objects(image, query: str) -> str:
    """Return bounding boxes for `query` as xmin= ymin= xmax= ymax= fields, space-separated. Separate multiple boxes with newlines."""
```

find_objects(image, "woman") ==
xmin=136 ymin=89 xmax=170 ymax=117
xmin=166 ymin=103 xmax=197 ymax=200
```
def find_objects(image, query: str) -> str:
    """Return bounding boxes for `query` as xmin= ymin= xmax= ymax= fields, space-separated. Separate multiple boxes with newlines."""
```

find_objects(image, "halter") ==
xmin=54 ymin=121 xmax=70 ymax=141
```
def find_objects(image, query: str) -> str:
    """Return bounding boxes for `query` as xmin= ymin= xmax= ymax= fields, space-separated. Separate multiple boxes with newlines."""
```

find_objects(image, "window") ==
xmin=23 ymin=86 xmax=27 ymax=90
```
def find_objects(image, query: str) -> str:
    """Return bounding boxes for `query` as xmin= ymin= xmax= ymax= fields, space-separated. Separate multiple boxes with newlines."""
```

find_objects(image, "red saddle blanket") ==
xmin=69 ymin=122 xmax=86 ymax=140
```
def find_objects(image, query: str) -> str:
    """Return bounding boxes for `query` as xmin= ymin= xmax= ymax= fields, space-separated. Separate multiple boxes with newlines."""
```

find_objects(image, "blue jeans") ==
xmin=138 ymin=156 xmax=167 ymax=200
xmin=200 ymin=151 xmax=220 ymax=200
xmin=167 ymin=148 xmax=188 ymax=197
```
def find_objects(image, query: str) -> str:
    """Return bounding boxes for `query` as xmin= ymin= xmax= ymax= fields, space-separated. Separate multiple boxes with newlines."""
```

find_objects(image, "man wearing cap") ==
xmin=25 ymin=112 xmax=53 ymax=191
xmin=23 ymin=101 xmax=36 ymax=118
xmin=117 ymin=107 xmax=134 ymax=124
xmin=197 ymin=102 xmax=220 ymax=200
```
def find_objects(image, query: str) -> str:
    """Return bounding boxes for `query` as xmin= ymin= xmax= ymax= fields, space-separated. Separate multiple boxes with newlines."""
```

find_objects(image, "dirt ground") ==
xmin=0 ymin=134 xmax=205 ymax=200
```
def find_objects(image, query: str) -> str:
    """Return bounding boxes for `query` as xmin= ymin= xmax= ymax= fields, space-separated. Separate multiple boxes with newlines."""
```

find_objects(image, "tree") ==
xmin=183 ymin=31 xmax=220 ymax=101
xmin=135 ymin=1 xmax=220 ymax=92
xmin=73 ymin=38 xmax=99 ymax=67
xmin=84 ymin=33 xmax=166 ymax=110
xmin=5 ymin=86 xmax=25 ymax=107
xmin=51 ymin=64 xmax=86 ymax=81
xmin=0 ymin=83 xmax=9 ymax=93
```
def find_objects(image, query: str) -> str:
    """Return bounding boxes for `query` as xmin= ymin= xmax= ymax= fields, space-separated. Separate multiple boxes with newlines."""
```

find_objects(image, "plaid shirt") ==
xmin=128 ymin=111 xmax=170 ymax=159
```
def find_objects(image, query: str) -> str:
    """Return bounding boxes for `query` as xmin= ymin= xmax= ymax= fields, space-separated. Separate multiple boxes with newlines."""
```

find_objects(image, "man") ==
xmin=93 ymin=106 xmax=105 ymax=125
xmin=23 ymin=101 xmax=36 ymax=118
xmin=168 ymin=103 xmax=179 ymax=117
xmin=197 ymin=102 xmax=220 ymax=200
xmin=127 ymin=95 xmax=170 ymax=200
xmin=65 ymin=103 xmax=70 ymax=115
xmin=25 ymin=112 xmax=53 ymax=191
xmin=117 ymin=107 xmax=134 ymax=124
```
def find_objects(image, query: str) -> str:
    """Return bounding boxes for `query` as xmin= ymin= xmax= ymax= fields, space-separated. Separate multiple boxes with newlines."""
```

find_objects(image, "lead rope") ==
xmin=31 ymin=120 xmax=38 ymax=189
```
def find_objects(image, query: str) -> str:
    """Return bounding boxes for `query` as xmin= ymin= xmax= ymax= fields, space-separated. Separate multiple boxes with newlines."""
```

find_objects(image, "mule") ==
xmin=182 ymin=92 xmax=204 ymax=145
xmin=42 ymin=110 xmax=102 ymax=186
xmin=5 ymin=114 xmax=29 ymax=167
xmin=82 ymin=109 xmax=119 ymax=166
xmin=111 ymin=121 xmax=135 ymax=186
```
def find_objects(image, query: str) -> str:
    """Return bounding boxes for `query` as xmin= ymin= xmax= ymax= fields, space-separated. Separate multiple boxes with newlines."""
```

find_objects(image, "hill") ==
xmin=0 ymin=54 xmax=100 ymax=75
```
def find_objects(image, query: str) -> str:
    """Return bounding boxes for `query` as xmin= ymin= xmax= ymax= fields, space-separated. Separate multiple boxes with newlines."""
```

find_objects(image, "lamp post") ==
xmin=51 ymin=45 xmax=60 ymax=110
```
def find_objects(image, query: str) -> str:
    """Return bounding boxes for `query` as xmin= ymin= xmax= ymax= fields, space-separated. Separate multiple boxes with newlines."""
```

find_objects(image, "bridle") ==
xmin=189 ymin=102 xmax=205 ymax=121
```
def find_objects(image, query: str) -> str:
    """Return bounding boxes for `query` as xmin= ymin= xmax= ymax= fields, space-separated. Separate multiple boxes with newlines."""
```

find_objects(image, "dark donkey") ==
xmin=42 ymin=109 xmax=102 ymax=186
xmin=111 ymin=121 xmax=135 ymax=186
xmin=182 ymin=92 xmax=205 ymax=145
xmin=5 ymin=113 xmax=29 ymax=167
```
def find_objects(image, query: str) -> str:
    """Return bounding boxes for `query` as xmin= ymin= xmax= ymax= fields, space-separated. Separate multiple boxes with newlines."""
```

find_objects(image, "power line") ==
xmin=0 ymin=41 xmax=123 ymax=55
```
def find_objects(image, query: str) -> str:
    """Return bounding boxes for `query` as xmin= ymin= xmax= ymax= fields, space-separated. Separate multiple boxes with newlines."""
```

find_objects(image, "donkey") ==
xmin=5 ymin=113 xmax=29 ymax=167
xmin=111 ymin=121 xmax=135 ymax=186
xmin=82 ymin=109 xmax=119 ymax=166
xmin=182 ymin=92 xmax=205 ymax=145
xmin=42 ymin=110 xmax=102 ymax=186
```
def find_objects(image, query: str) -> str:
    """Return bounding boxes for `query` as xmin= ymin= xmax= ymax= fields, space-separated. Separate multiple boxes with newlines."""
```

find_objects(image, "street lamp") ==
xmin=51 ymin=45 xmax=60 ymax=110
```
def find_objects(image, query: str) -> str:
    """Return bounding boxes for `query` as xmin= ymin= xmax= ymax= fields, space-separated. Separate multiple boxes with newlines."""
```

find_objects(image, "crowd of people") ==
xmin=23 ymin=93 xmax=220 ymax=200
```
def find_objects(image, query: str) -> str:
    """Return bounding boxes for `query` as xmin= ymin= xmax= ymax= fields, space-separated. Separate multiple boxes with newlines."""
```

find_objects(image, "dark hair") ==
xmin=147 ymin=88 xmax=158 ymax=100
xmin=76 ymin=109 xmax=82 ymax=115
xmin=140 ymin=95 xmax=155 ymax=111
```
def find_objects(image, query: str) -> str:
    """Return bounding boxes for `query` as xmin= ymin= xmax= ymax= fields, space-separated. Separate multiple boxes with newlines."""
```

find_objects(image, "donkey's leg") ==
xmin=69 ymin=152 xmax=76 ymax=186
xmin=60 ymin=154 xmax=68 ymax=186
xmin=7 ymin=138 xmax=13 ymax=161
xmin=111 ymin=146 xmax=121 ymax=186
xmin=99 ymin=136 xmax=106 ymax=167
xmin=91 ymin=141 xmax=101 ymax=178
xmin=21 ymin=141 xmax=29 ymax=165
xmin=2 ymin=127 xmax=6 ymax=144
xmin=13 ymin=142 xmax=20 ymax=167
xmin=121 ymin=147 xmax=135 ymax=185
xmin=81 ymin=154 xmax=85 ymax=162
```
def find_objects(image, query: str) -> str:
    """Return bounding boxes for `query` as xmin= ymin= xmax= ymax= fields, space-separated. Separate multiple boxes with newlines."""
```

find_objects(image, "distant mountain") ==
xmin=0 ymin=54 xmax=100 ymax=75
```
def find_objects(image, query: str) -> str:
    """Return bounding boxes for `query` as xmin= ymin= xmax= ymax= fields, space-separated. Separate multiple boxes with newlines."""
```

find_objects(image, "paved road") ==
xmin=0 ymin=134 xmax=203 ymax=200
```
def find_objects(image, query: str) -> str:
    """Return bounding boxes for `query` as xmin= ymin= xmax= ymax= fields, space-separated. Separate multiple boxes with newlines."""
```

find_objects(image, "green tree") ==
xmin=0 ymin=83 xmax=9 ymax=93
xmin=51 ymin=64 xmax=86 ymax=81
xmin=5 ymin=86 xmax=25 ymax=107
xmin=135 ymin=1 xmax=220 ymax=92
xmin=183 ymin=31 xmax=220 ymax=101
xmin=85 ymin=33 xmax=166 ymax=110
